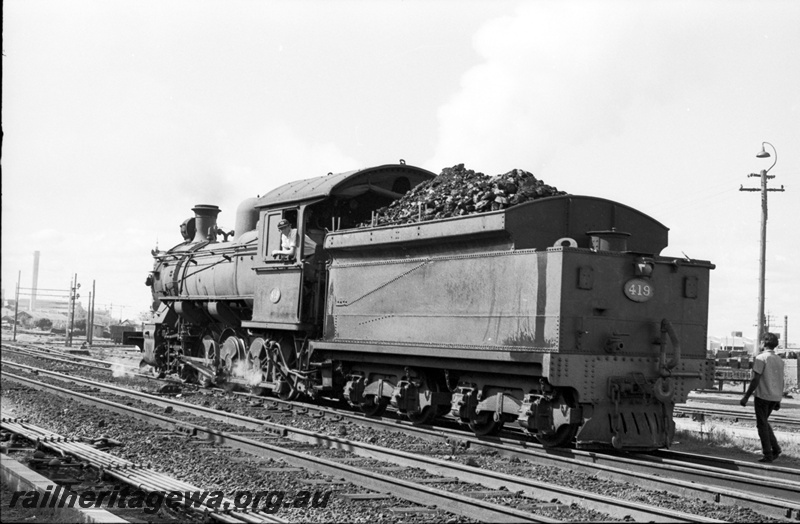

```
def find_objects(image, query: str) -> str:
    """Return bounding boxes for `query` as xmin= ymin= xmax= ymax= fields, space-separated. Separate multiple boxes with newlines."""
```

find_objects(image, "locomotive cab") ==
xmin=243 ymin=163 xmax=436 ymax=332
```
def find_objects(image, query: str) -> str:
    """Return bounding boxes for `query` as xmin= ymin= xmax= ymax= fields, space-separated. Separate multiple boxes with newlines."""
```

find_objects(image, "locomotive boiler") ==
xmin=144 ymin=162 xmax=715 ymax=450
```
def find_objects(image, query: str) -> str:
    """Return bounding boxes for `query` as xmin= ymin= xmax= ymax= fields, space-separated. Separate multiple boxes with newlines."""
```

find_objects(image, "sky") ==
xmin=2 ymin=0 xmax=799 ymax=343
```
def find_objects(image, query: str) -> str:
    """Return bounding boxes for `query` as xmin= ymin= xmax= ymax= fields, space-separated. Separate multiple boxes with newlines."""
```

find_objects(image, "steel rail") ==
xmin=3 ymin=353 xmax=798 ymax=520
xmin=674 ymin=405 xmax=799 ymax=428
xmin=1 ymin=419 xmax=284 ymax=524
xmin=3 ymin=344 xmax=141 ymax=371
xmin=1 ymin=364 xmax=724 ymax=523
xmin=1 ymin=371 xmax=562 ymax=524
xmin=3 ymin=347 xmax=129 ymax=374
xmin=644 ymin=447 xmax=800 ymax=483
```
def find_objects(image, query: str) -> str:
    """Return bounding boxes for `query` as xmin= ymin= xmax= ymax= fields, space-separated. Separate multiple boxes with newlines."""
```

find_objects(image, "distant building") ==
xmin=708 ymin=334 xmax=756 ymax=354
xmin=32 ymin=299 xmax=76 ymax=315
xmin=90 ymin=324 xmax=109 ymax=339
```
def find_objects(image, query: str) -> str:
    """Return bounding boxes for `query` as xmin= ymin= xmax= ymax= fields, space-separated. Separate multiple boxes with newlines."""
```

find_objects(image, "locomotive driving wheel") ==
xmin=201 ymin=335 xmax=218 ymax=366
xmin=219 ymin=334 xmax=247 ymax=375
xmin=246 ymin=338 xmax=271 ymax=395
xmin=247 ymin=336 xmax=299 ymax=400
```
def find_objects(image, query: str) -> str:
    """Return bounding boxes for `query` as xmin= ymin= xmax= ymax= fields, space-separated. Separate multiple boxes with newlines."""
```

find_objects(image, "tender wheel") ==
xmin=360 ymin=395 xmax=389 ymax=417
xmin=468 ymin=413 xmax=504 ymax=436
xmin=536 ymin=423 xmax=579 ymax=448
xmin=407 ymin=405 xmax=437 ymax=425
xmin=394 ymin=372 xmax=448 ymax=426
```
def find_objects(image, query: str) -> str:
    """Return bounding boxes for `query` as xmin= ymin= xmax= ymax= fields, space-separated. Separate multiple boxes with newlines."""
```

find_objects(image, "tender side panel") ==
xmin=325 ymin=249 xmax=563 ymax=352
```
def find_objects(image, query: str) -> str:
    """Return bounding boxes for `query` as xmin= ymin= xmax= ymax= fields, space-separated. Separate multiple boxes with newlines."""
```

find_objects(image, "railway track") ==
xmin=3 ymin=356 xmax=797 ymax=522
xmin=4 ymin=342 xmax=800 ymax=518
xmin=1 ymin=418 xmax=287 ymax=523
xmin=674 ymin=404 xmax=800 ymax=428
xmin=2 ymin=368 xmax=687 ymax=523
xmin=4 ymin=343 xmax=798 ymax=469
xmin=8 ymin=340 xmax=800 ymax=438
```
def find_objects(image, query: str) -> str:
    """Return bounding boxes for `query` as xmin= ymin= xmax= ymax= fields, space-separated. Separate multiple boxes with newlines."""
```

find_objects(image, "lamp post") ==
xmin=740 ymin=142 xmax=784 ymax=351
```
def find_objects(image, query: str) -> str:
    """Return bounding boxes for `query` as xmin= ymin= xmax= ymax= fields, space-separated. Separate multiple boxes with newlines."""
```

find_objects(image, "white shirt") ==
xmin=752 ymin=349 xmax=785 ymax=402
xmin=280 ymin=229 xmax=317 ymax=258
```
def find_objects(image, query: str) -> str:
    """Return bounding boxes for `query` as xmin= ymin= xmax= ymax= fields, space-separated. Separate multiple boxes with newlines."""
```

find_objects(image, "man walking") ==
xmin=740 ymin=332 xmax=785 ymax=462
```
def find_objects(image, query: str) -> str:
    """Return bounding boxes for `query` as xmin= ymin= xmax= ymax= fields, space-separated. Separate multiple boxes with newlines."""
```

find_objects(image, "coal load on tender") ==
xmin=364 ymin=163 xmax=568 ymax=227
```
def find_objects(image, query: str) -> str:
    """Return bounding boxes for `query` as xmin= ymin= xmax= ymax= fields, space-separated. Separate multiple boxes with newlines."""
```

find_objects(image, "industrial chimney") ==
xmin=31 ymin=250 xmax=40 ymax=311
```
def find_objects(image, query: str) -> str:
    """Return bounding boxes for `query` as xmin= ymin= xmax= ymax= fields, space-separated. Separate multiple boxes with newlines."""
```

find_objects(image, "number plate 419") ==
xmin=624 ymin=278 xmax=654 ymax=302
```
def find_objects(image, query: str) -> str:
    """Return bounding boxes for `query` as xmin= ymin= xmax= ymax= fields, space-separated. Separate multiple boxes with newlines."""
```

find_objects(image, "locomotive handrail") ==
xmin=152 ymin=237 xmax=257 ymax=261
xmin=653 ymin=319 xmax=682 ymax=403
xmin=177 ymin=254 xmax=233 ymax=283
xmin=660 ymin=319 xmax=681 ymax=373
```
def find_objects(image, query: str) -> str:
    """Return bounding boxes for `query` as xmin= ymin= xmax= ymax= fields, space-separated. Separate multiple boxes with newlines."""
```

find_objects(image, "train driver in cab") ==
xmin=272 ymin=219 xmax=317 ymax=262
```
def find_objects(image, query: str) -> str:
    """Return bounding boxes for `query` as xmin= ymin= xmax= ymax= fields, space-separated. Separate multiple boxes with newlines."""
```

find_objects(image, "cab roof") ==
xmin=254 ymin=163 xmax=436 ymax=209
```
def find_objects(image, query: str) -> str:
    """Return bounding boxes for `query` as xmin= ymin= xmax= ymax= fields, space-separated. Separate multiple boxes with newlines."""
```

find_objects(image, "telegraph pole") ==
xmin=740 ymin=142 xmax=785 ymax=352
xmin=785 ymin=315 xmax=789 ymax=349
xmin=67 ymin=274 xmax=80 ymax=347
xmin=90 ymin=280 xmax=96 ymax=345
xmin=13 ymin=271 xmax=21 ymax=342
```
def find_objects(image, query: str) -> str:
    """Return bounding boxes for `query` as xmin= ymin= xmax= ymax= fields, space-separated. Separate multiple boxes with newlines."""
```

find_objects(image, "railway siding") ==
xmin=3 ymin=368 xmax=729 ymax=523
xmin=3 ymin=342 xmax=798 ymax=522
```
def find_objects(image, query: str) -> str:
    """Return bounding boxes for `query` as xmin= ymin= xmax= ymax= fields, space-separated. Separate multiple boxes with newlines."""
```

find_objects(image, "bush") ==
xmin=34 ymin=318 xmax=53 ymax=331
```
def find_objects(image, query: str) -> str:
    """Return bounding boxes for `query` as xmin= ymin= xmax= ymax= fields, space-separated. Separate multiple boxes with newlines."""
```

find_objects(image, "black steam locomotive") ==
xmin=144 ymin=162 xmax=715 ymax=450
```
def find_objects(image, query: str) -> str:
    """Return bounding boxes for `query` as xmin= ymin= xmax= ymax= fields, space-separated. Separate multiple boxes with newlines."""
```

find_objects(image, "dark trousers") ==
xmin=754 ymin=396 xmax=781 ymax=458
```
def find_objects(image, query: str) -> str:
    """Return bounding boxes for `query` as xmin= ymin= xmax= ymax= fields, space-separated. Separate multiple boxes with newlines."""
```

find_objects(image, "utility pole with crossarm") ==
xmin=739 ymin=141 xmax=785 ymax=353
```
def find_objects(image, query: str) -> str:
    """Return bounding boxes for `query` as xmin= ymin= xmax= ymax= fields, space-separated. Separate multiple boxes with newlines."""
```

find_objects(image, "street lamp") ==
xmin=756 ymin=141 xmax=777 ymax=168
xmin=740 ymin=142 xmax=784 ymax=351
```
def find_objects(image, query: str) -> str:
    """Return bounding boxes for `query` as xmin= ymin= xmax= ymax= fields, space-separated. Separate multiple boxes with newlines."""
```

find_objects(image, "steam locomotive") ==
xmin=143 ymin=162 xmax=715 ymax=450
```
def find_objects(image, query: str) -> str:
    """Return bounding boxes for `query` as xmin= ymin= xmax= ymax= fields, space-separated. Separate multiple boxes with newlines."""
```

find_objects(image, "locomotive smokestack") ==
xmin=192 ymin=205 xmax=221 ymax=243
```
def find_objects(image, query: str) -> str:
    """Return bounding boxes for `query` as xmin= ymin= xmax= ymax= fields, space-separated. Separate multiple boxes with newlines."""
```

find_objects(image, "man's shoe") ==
xmin=773 ymin=450 xmax=782 ymax=460
xmin=759 ymin=456 xmax=774 ymax=463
